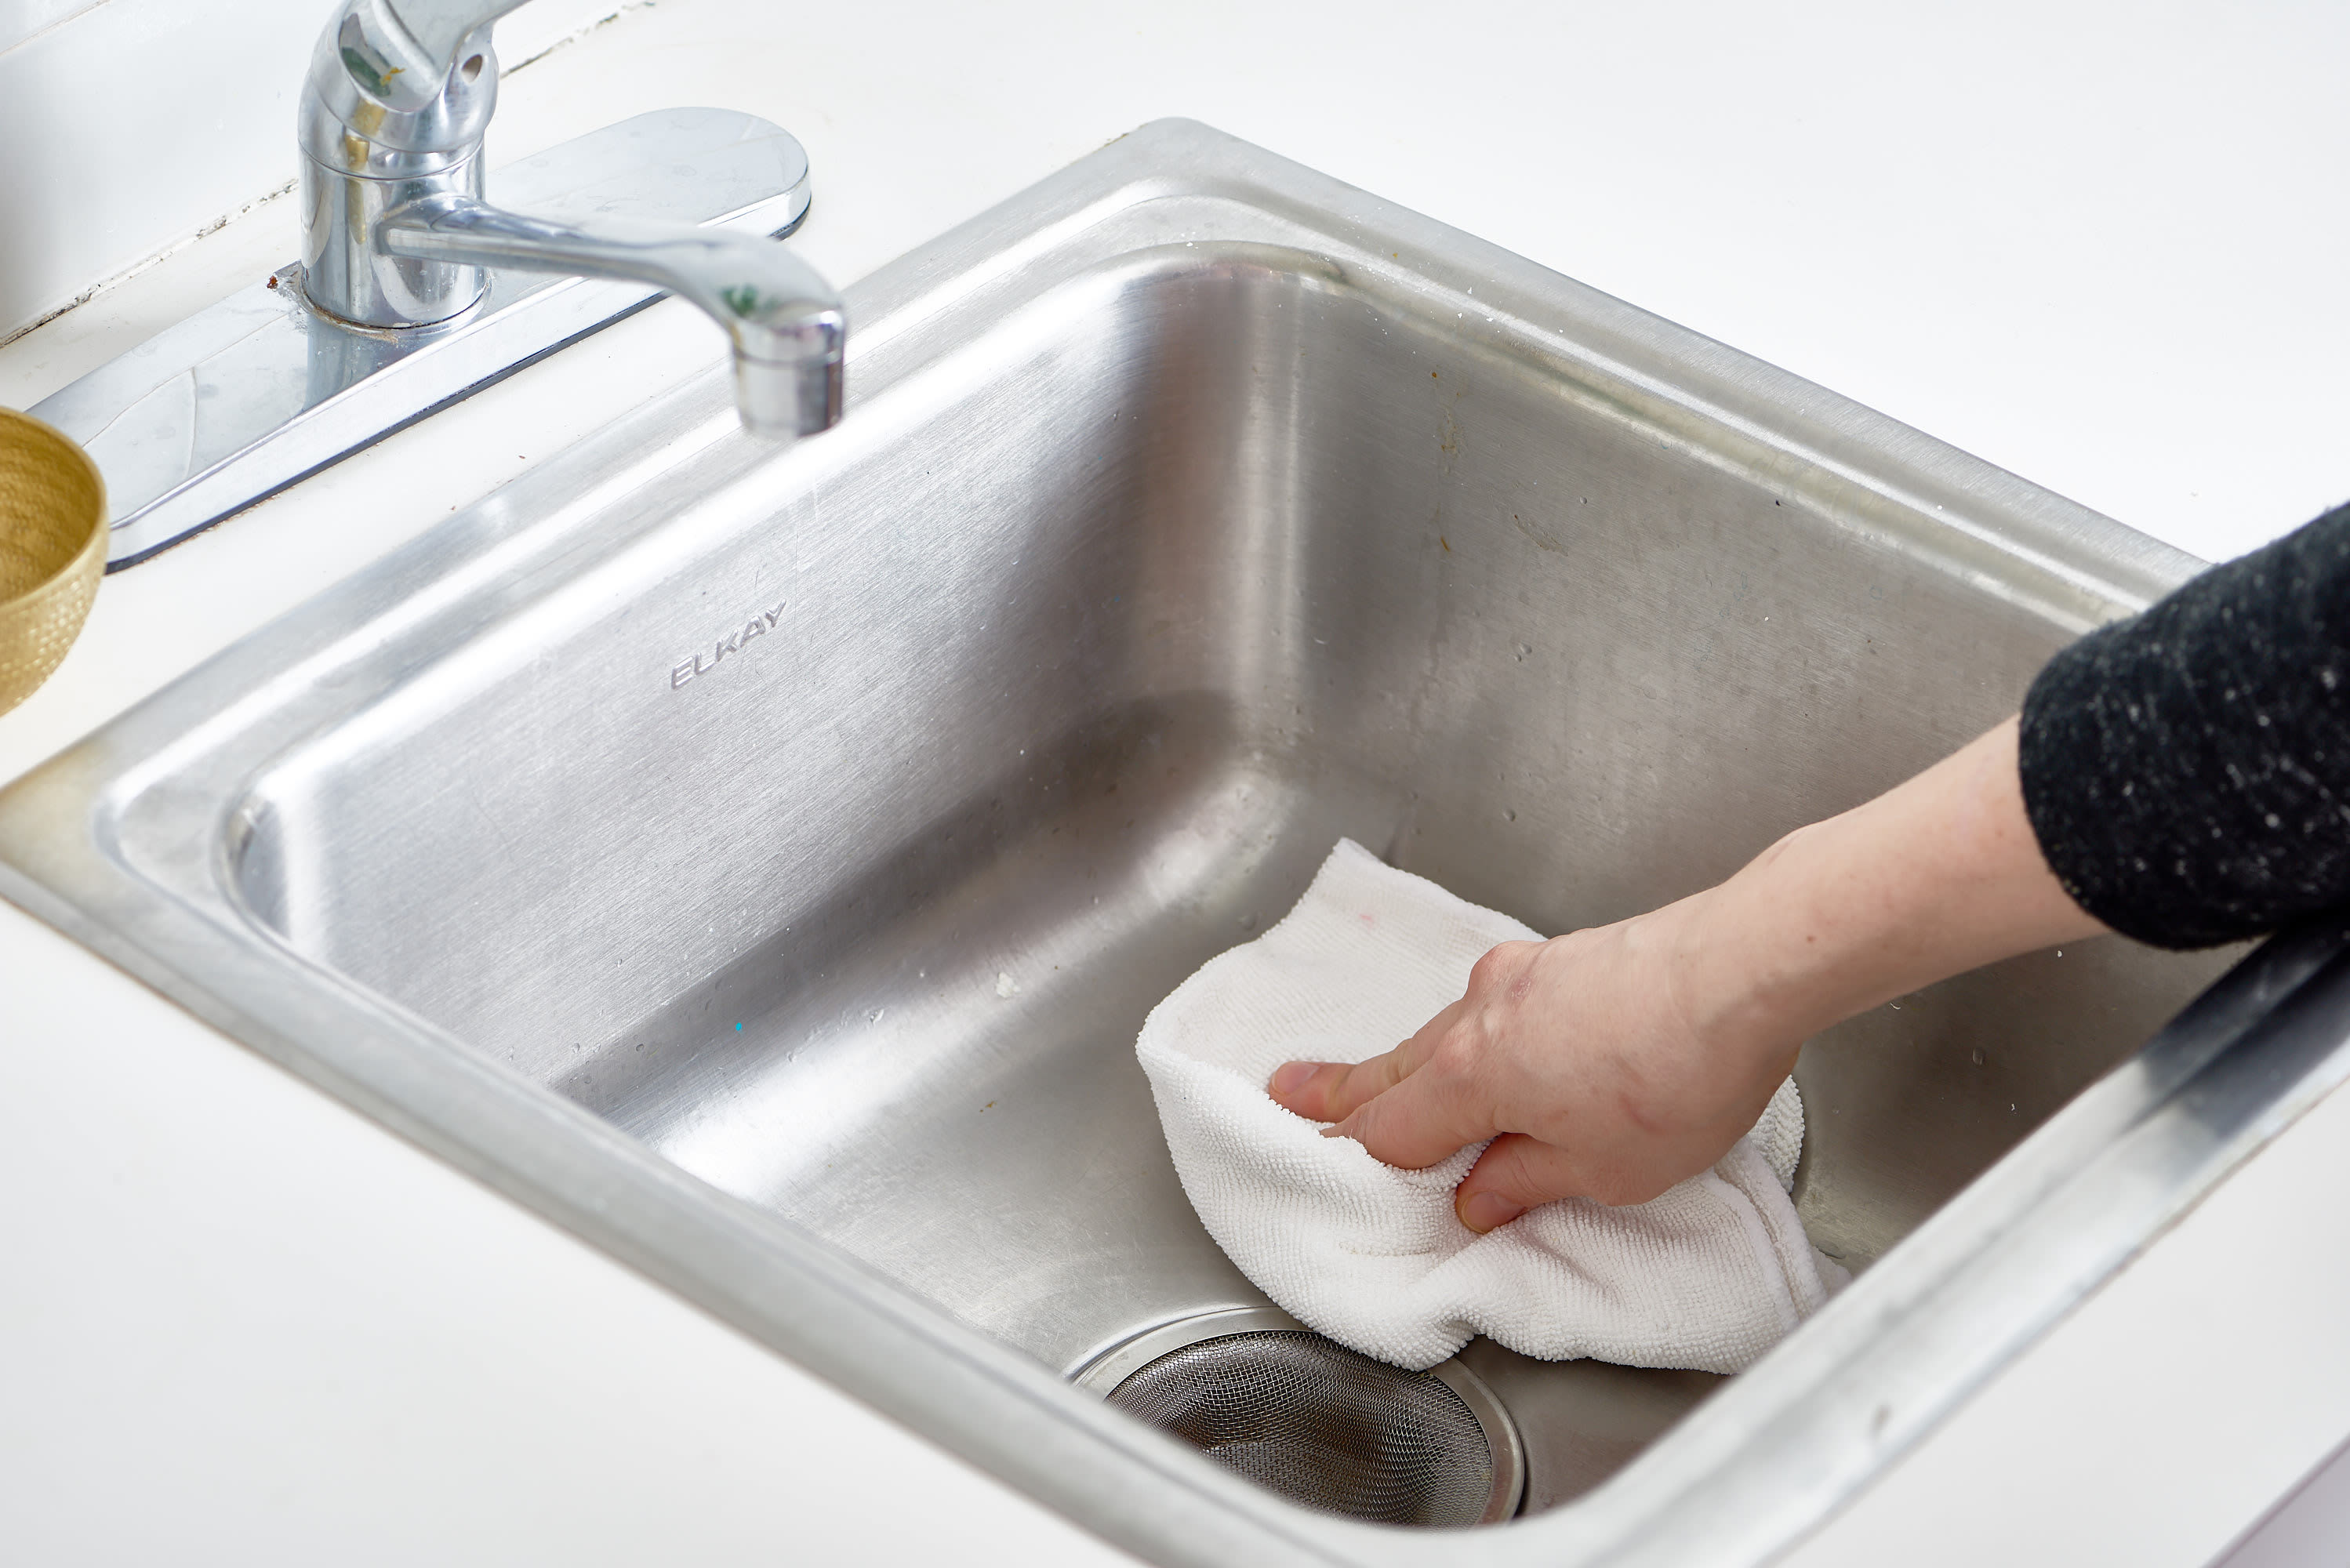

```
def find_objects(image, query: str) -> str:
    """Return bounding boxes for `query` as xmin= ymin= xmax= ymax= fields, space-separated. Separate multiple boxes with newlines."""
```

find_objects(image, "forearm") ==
xmin=1684 ymin=498 xmax=2350 ymax=1032
xmin=1276 ymin=716 xmax=2108 ymax=1218
xmin=1675 ymin=716 xmax=2105 ymax=1054
xmin=1281 ymin=503 xmax=2350 ymax=1222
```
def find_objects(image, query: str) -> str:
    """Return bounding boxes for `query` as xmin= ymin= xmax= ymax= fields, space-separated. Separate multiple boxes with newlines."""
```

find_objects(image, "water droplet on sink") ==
xmin=1504 ymin=809 xmax=1516 ymax=822
xmin=1970 ymin=1047 xmax=1985 ymax=1066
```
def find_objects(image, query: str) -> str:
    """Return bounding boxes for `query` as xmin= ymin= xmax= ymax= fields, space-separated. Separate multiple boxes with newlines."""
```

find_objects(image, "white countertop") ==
xmin=5 ymin=2 xmax=2348 ymax=1562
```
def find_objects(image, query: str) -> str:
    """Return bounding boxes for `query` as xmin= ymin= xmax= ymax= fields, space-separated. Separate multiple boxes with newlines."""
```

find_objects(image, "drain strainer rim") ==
xmin=1071 ymin=1306 xmax=1525 ymax=1526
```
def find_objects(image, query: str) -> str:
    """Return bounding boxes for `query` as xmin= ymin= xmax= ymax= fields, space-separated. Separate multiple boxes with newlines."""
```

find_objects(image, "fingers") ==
xmin=1265 ymin=939 xmax=1548 ymax=1172
xmin=1454 ymin=1127 xmax=1694 ymax=1230
xmin=1326 ymin=1064 xmax=1494 ymax=1170
xmin=1264 ymin=1053 xmax=1407 ymax=1125
xmin=1266 ymin=997 xmax=1465 ymax=1123
xmin=1454 ymin=1133 xmax=1585 ymax=1232
xmin=1265 ymin=1058 xmax=1364 ymax=1120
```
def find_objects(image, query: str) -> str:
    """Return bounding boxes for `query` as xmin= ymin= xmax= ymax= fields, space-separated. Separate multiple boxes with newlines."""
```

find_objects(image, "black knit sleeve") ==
xmin=2018 ymin=499 xmax=2350 ymax=949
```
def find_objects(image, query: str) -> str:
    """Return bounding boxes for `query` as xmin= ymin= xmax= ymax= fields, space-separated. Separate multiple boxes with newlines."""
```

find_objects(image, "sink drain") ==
xmin=1074 ymin=1308 xmax=1523 ymax=1527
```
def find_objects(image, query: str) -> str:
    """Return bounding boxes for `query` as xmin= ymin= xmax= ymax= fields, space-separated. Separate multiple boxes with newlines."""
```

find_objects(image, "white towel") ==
xmin=1135 ymin=839 xmax=1838 ymax=1374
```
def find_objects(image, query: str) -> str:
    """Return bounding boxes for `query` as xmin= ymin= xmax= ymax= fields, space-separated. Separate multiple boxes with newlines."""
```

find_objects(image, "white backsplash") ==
xmin=0 ymin=0 xmax=105 ymax=53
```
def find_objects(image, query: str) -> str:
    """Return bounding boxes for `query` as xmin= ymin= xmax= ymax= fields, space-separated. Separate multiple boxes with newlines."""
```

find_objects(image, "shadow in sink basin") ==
xmin=557 ymin=691 xmax=1318 ymax=1371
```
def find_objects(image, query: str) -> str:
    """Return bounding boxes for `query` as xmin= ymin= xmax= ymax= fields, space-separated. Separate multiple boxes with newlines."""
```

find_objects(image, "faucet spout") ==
xmin=379 ymin=198 xmax=845 ymax=437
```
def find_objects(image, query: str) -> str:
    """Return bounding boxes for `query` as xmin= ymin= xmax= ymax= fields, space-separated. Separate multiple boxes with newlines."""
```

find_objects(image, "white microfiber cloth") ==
xmin=1135 ymin=838 xmax=1839 ymax=1374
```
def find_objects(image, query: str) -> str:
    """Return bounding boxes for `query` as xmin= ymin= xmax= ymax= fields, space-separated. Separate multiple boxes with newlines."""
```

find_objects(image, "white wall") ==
xmin=0 ymin=0 xmax=103 ymax=52
xmin=0 ymin=0 xmax=626 ymax=340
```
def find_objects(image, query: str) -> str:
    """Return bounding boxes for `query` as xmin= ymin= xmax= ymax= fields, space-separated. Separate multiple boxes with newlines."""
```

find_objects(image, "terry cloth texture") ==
xmin=1135 ymin=839 xmax=1836 ymax=1374
xmin=2021 ymin=499 xmax=2350 ymax=949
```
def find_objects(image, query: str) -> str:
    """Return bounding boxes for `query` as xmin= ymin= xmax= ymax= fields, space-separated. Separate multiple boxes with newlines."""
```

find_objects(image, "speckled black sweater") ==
xmin=2020 ymin=499 xmax=2350 ymax=949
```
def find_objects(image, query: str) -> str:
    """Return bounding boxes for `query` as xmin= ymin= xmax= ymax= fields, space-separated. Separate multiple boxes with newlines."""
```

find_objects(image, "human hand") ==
xmin=1266 ymin=893 xmax=1799 ymax=1230
xmin=1264 ymin=717 xmax=2107 ymax=1233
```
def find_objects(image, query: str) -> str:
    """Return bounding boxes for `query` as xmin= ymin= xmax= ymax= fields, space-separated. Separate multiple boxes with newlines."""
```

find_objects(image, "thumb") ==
xmin=1453 ymin=1134 xmax=1589 ymax=1233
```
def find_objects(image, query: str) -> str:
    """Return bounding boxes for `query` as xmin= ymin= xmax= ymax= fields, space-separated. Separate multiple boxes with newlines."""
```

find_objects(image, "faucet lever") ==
xmin=316 ymin=0 xmax=528 ymax=113
xmin=344 ymin=1 xmax=532 ymax=92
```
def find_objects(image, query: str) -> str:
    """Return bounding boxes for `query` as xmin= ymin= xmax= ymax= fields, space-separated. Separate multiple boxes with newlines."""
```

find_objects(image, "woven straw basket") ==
xmin=0 ymin=408 xmax=106 ymax=717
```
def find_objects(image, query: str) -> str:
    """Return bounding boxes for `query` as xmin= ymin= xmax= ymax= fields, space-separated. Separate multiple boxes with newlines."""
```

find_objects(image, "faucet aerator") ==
xmin=736 ymin=351 xmax=846 ymax=441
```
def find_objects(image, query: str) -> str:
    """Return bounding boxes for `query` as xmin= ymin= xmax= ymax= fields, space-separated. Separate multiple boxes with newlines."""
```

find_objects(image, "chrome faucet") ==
xmin=298 ymin=0 xmax=844 ymax=437
xmin=31 ymin=0 xmax=837 ymax=566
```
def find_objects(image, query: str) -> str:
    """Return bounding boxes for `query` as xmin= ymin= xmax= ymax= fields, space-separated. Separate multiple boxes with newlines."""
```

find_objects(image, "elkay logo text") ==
xmin=672 ymin=601 xmax=786 ymax=689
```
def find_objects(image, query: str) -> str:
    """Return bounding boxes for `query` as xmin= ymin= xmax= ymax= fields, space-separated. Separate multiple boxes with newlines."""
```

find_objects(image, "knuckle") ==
xmin=1429 ymin=1025 xmax=1484 ymax=1078
xmin=1468 ymin=943 xmax=1521 ymax=988
xmin=1295 ymin=1066 xmax=1345 ymax=1115
xmin=1368 ymin=1050 xmax=1415 ymax=1095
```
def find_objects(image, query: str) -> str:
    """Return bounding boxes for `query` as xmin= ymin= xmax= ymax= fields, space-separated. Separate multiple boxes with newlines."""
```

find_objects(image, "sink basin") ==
xmin=9 ymin=120 xmax=2350 ymax=1564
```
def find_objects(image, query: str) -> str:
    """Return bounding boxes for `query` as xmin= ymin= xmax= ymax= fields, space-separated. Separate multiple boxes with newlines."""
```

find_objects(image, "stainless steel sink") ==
xmin=9 ymin=120 xmax=2350 ymax=1564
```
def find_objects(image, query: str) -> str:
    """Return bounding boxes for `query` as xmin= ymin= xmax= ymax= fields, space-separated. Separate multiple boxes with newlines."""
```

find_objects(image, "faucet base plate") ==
xmin=30 ymin=107 xmax=812 ymax=569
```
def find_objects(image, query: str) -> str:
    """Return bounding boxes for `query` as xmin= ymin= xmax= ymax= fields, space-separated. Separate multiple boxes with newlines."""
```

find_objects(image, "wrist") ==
xmin=1648 ymin=877 xmax=1802 ymax=1071
xmin=1676 ymin=718 xmax=2106 ymax=1063
xmin=1673 ymin=820 xmax=1872 ymax=1055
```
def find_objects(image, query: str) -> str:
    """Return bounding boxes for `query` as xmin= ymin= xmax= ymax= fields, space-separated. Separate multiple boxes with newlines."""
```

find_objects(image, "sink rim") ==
xmin=5 ymin=118 xmax=2349 ymax=1567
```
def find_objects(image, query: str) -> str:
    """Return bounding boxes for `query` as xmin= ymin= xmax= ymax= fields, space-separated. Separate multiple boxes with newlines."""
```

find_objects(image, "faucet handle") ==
xmin=325 ymin=0 xmax=529 ymax=112
xmin=349 ymin=0 xmax=531 ymax=95
xmin=303 ymin=0 xmax=525 ymax=171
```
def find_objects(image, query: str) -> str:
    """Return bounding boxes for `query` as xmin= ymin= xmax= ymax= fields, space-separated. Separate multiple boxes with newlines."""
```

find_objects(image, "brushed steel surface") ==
xmin=3 ymin=120 xmax=2340 ymax=1568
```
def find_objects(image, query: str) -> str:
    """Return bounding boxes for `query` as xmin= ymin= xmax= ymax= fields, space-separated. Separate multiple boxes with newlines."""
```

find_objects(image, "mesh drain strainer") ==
xmin=1079 ymin=1308 xmax=1523 ymax=1527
